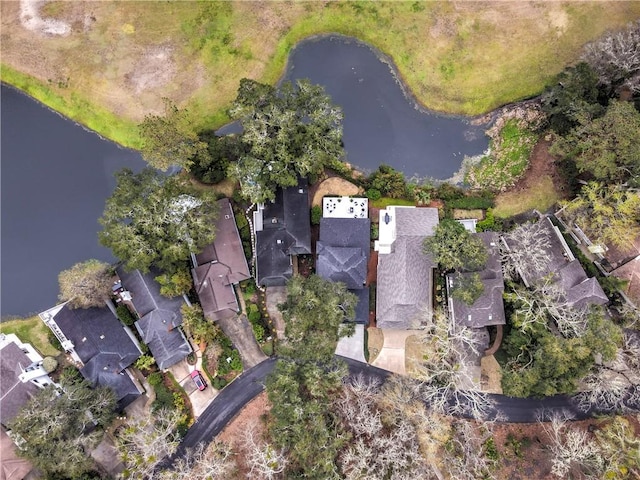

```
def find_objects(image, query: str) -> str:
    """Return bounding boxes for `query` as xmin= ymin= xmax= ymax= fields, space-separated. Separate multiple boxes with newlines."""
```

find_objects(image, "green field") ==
xmin=1 ymin=1 xmax=638 ymax=148
xmin=0 ymin=316 xmax=61 ymax=357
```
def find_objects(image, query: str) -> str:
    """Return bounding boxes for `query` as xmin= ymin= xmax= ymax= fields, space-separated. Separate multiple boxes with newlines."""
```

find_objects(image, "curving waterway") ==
xmin=220 ymin=35 xmax=489 ymax=179
xmin=1 ymin=85 xmax=147 ymax=317
xmin=2 ymin=35 xmax=490 ymax=317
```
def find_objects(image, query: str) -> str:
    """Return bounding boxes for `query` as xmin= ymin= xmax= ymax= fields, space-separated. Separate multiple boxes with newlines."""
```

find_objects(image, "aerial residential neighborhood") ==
xmin=1 ymin=2 xmax=640 ymax=479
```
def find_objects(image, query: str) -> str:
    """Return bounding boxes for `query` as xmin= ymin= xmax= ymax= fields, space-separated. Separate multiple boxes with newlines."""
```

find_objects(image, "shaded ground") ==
xmin=310 ymin=175 xmax=363 ymax=207
xmin=494 ymin=138 xmax=570 ymax=217
xmin=216 ymin=314 xmax=267 ymax=370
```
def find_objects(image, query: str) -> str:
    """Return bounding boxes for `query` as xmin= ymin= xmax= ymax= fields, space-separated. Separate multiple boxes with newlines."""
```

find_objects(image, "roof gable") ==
xmin=255 ymin=179 xmax=311 ymax=286
xmin=47 ymin=305 xmax=141 ymax=401
xmin=0 ymin=343 xmax=40 ymax=426
xmin=448 ymin=232 xmax=506 ymax=329
xmin=377 ymin=236 xmax=435 ymax=329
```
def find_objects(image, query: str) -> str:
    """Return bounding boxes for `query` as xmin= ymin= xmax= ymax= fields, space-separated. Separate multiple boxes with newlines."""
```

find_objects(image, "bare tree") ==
xmin=440 ymin=420 xmax=497 ymax=480
xmin=58 ymin=259 xmax=113 ymax=309
xmin=117 ymin=408 xmax=182 ymax=479
xmin=504 ymin=280 xmax=589 ymax=338
xmin=573 ymin=330 xmax=640 ymax=412
xmin=501 ymin=222 xmax=551 ymax=283
xmin=594 ymin=415 xmax=640 ymax=478
xmin=540 ymin=411 xmax=605 ymax=479
xmin=159 ymin=442 xmax=235 ymax=480
xmin=334 ymin=374 xmax=431 ymax=480
xmin=582 ymin=21 xmax=640 ymax=91
xmin=242 ymin=421 xmax=287 ymax=480
xmin=409 ymin=310 xmax=496 ymax=420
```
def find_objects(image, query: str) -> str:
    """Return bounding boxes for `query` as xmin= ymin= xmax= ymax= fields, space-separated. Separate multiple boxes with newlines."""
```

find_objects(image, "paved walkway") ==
xmin=371 ymin=329 xmax=418 ymax=375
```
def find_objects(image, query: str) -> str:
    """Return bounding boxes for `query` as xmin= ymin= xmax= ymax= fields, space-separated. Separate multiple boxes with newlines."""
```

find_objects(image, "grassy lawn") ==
xmin=0 ymin=316 xmax=60 ymax=357
xmin=370 ymin=197 xmax=415 ymax=209
xmin=466 ymin=120 xmax=538 ymax=191
xmin=493 ymin=175 xmax=560 ymax=218
xmin=1 ymin=1 xmax=638 ymax=148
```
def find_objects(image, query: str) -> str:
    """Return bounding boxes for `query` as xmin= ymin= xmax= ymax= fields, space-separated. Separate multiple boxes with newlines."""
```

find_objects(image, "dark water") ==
xmin=220 ymin=35 xmax=489 ymax=179
xmin=1 ymin=85 xmax=147 ymax=318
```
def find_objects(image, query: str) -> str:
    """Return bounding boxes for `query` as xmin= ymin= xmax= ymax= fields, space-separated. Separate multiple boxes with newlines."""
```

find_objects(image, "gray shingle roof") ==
xmin=50 ymin=305 xmax=142 ymax=402
xmin=377 ymin=236 xmax=435 ymax=329
xmin=376 ymin=208 xmax=439 ymax=330
xmin=317 ymin=217 xmax=371 ymax=324
xmin=117 ymin=268 xmax=192 ymax=370
xmin=255 ymin=179 xmax=311 ymax=286
xmin=448 ymin=232 xmax=506 ymax=329
xmin=503 ymin=217 xmax=608 ymax=308
xmin=0 ymin=343 xmax=40 ymax=426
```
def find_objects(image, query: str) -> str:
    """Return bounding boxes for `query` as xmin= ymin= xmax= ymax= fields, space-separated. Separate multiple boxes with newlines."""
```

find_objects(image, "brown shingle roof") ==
xmin=192 ymin=198 xmax=250 ymax=322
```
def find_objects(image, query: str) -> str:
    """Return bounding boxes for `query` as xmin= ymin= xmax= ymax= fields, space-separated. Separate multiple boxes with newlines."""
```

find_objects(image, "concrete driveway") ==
xmin=216 ymin=314 xmax=267 ymax=369
xmin=371 ymin=329 xmax=417 ymax=375
xmin=265 ymin=286 xmax=287 ymax=340
xmin=335 ymin=324 xmax=366 ymax=362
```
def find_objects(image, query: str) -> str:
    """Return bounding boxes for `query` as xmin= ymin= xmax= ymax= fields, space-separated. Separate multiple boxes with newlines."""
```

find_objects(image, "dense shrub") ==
xmin=147 ymin=372 xmax=163 ymax=386
xmin=42 ymin=356 xmax=58 ymax=374
xmin=218 ymin=348 xmax=242 ymax=375
xmin=116 ymin=304 xmax=136 ymax=326
xmin=212 ymin=376 xmax=228 ymax=390
xmin=366 ymin=188 xmax=381 ymax=201
xmin=311 ymin=205 xmax=322 ymax=225
xmin=367 ymin=165 xmax=406 ymax=198
xmin=247 ymin=303 xmax=261 ymax=323
xmin=47 ymin=329 xmax=63 ymax=352
xmin=252 ymin=323 xmax=265 ymax=343
xmin=436 ymin=183 xmax=464 ymax=201
xmin=152 ymin=383 xmax=174 ymax=411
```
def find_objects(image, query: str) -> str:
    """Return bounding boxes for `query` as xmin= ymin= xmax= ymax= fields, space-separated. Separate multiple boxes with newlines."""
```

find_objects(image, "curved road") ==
xmin=171 ymin=355 xmax=636 ymax=461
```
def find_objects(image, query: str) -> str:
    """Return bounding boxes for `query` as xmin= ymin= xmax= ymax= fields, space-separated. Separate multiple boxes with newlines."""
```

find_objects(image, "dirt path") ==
xmin=509 ymin=138 xmax=569 ymax=198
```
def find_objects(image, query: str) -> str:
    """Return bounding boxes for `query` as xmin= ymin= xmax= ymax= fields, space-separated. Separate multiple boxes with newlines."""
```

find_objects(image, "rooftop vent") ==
xmin=81 ymin=337 xmax=87 ymax=342
xmin=298 ymin=188 xmax=304 ymax=194
xmin=225 ymin=214 xmax=230 ymax=219
xmin=271 ymin=218 xmax=278 ymax=224
xmin=276 ymin=239 xmax=282 ymax=244
xmin=99 ymin=335 xmax=105 ymax=340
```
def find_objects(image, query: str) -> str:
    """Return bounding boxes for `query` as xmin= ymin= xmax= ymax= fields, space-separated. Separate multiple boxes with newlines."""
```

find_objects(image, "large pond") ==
xmin=1 ymin=85 xmax=147 ymax=318
xmin=2 ymin=35 xmax=490 ymax=318
xmin=220 ymin=35 xmax=489 ymax=179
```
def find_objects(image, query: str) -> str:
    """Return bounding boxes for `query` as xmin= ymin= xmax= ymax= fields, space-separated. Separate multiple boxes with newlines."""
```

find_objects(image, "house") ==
xmin=253 ymin=178 xmax=311 ymax=287
xmin=317 ymin=216 xmax=370 ymax=324
xmin=1 ymin=427 xmax=34 ymax=480
xmin=39 ymin=303 xmax=143 ymax=407
xmin=191 ymin=198 xmax=251 ymax=322
xmin=0 ymin=333 xmax=57 ymax=428
xmin=556 ymin=206 xmax=640 ymax=307
xmin=447 ymin=232 xmax=506 ymax=330
xmin=375 ymin=206 xmax=440 ymax=329
xmin=116 ymin=267 xmax=192 ymax=370
xmin=502 ymin=216 xmax=608 ymax=308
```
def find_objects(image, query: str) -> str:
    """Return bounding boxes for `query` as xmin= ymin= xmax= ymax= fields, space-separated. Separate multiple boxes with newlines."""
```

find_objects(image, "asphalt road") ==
xmin=176 ymin=357 xmax=277 ymax=455
xmin=165 ymin=355 xmax=636 ymax=466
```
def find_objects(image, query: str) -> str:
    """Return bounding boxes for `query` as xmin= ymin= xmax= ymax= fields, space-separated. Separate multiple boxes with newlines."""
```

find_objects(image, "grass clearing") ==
xmin=1 ymin=2 xmax=638 ymax=148
xmin=370 ymin=197 xmax=415 ymax=209
xmin=493 ymin=175 xmax=560 ymax=218
xmin=0 ymin=316 xmax=61 ymax=357
xmin=466 ymin=119 xmax=538 ymax=191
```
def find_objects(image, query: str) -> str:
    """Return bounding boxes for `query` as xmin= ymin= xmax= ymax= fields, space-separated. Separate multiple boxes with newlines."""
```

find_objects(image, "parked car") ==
xmin=190 ymin=370 xmax=207 ymax=391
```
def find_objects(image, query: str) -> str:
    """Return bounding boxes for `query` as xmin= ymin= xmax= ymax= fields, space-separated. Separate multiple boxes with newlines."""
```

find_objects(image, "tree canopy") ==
xmin=423 ymin=219 xmax=488 ymax=272
xmin=58 ymin=259 xmax=113 ymax=309
xmin=561 ymin=182 xmax=640 ymax=249
xmin=550 ymin=100 xmax=640 ymax=186
xmin=278 ymin=274 xmax=357 ymax=363
xmin=541 ymin=62 xmax=605 ymax=134
xmin=9 ymin=370 xmax=116 ymax=478
xmin=228 ymin=78 xmax=344 ymax=203
xmin=99 ymin=168 xmax=219 ymax=273
xmin=139 ymin=98 xmax=209 ymax=172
